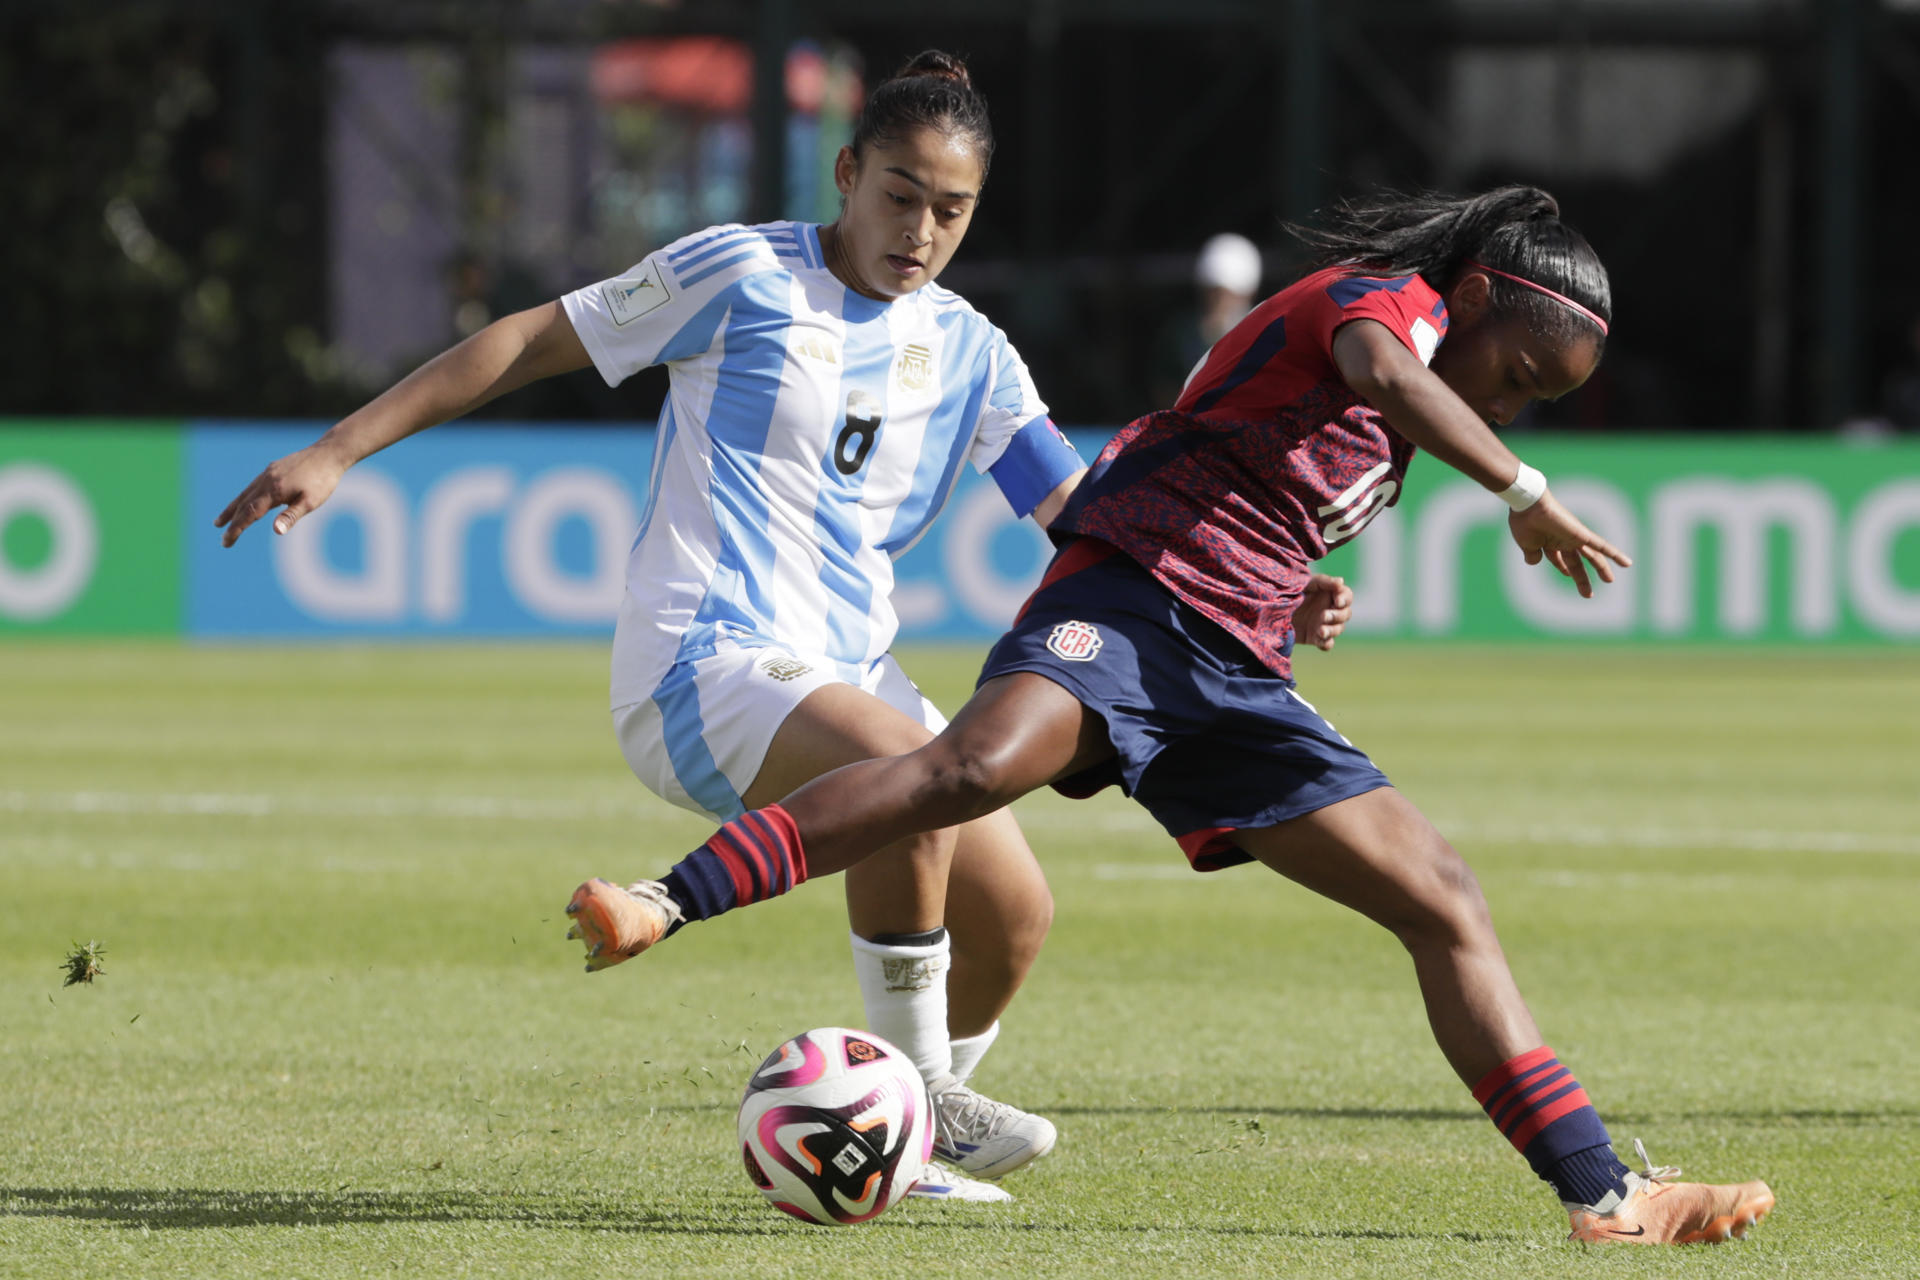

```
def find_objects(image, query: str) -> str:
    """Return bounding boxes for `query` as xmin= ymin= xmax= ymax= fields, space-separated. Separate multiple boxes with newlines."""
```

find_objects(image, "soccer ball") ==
xmin=737 ymin=1027 xmax=932 ymax=1224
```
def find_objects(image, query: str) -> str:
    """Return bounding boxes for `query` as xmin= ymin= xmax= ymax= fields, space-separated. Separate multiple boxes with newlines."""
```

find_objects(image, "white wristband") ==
xmin=1498 ymin=462 xmax=1548 ymax=512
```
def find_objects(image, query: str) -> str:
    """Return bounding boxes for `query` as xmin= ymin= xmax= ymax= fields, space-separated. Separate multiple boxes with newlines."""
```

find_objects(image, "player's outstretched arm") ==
xmin=1330 ymin=319 xmax=1629 ymax=597
xmin=215 ymin=301 xmax=592 ymax=546
xmin=1333 ymin=319 xmax=1524 ymax=489
xmin=1506 ymin=492 xmax=1630 ymax=598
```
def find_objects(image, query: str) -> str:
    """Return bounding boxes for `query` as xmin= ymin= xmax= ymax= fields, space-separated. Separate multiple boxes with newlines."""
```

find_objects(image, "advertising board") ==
xmin=3 ymin=423 xmax=1916 ymax=645
xmin=0 ymin=422 xmax=182 ymax=634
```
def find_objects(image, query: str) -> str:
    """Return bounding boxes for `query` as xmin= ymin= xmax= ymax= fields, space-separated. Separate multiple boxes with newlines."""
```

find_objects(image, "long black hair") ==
xmin=1291 ymin=186 xmax=1610 ymax=346
xmin=849 ymin=50 xmax=995 ymax=178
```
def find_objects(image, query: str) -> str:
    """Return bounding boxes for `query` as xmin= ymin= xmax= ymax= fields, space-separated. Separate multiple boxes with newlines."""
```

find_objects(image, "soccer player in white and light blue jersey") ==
xmin=218 ymin=51 xmax=1082 ymax=1201
xmin=566 ymin=190 xmax=1067 ymax=825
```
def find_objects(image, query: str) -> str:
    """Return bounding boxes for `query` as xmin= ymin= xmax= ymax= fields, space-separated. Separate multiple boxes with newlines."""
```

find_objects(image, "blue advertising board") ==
xmin=189 ymin=425 xmax=655 ymax=637
xmin=186 ymin=423 xmax=1115 ymax=640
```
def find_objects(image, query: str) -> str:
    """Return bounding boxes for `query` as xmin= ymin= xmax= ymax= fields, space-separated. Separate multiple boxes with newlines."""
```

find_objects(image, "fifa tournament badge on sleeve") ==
xmin=603 ymin=261 xmax=672 ymax=326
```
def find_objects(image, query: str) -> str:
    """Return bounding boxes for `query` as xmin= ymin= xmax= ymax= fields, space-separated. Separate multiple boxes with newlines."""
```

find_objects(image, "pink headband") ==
xmin=1465 ymin=260 xmax=1609 ymax=337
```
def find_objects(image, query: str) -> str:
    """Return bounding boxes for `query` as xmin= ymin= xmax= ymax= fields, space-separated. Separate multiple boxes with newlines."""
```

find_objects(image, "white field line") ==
xmin=1439 ymin=819 xmax=1920 ymax=858
xmin=6 ymin=788 xmax=1918 ymax=858
xmin=1016 ymin=805 xmax=1920 ymax=860
xmin=1092 ymin=863 xmax=1893 ymax=889
xmin=0 ymin=789 xmax=652 ymax=824
xmin=1525 ymin=869 xmax=1759 ymax=892
xmin=3 ymin=848 xmax=421 ymax=875
xmin=1092 ymin=863 xmax=1201 ymax=881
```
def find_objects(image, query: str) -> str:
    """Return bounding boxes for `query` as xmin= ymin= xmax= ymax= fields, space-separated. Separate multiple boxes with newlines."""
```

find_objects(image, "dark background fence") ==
xmin=6 ymin=0 xmax=1915 ymax=434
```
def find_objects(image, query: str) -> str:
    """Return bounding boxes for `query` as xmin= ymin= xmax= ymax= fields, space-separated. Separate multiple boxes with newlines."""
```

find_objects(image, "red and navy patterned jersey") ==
xmin=1054 ymin=266 xmax=1449 ymax=678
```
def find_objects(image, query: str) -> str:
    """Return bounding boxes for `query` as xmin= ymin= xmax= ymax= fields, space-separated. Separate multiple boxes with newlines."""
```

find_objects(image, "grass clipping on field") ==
xmin=61 ymin=940 xmax=106 ymax=987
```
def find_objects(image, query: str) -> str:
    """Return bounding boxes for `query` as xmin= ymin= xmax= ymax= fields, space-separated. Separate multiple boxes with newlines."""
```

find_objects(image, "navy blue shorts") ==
xmin=978 ymin=541 xmax=1391 ymax=870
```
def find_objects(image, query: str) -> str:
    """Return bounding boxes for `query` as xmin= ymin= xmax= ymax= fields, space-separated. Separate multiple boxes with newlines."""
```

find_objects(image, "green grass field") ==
xmin=2 ymin=641 xmax=1916 ymax=1278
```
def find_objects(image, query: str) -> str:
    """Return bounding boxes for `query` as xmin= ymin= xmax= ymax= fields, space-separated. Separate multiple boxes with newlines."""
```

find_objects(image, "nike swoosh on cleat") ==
xmin=1607 ymin=1226 xmax=1646 ymax=1237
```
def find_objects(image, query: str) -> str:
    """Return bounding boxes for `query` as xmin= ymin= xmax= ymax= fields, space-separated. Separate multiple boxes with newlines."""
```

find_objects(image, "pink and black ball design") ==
xmin=736 ymin=1027 xmax=933 ymax=1225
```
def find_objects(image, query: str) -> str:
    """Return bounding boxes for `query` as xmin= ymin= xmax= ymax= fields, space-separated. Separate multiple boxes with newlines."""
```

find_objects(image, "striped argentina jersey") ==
xmin=561 ymin=221 xmax=1077 ymax=710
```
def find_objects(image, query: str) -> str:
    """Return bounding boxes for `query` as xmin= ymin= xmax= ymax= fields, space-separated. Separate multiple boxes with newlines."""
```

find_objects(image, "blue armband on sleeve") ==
xmin=988 ymin=416 xmax=1084 ymax=518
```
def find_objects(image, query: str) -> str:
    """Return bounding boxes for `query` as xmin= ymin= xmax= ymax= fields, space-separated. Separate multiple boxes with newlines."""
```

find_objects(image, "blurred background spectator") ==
xmin=1150 ymin=233 xmax=1264 ymax=409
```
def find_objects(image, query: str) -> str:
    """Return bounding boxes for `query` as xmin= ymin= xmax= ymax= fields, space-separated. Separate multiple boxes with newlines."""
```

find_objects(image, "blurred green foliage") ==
xmin=3 ymin=7 xmax=355 ymax=416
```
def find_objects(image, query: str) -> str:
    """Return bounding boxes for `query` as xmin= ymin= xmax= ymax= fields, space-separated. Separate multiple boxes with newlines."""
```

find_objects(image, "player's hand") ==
xmin=214 ymin=440 xmax=351 ymax=547
xmin=1292 ymin=573 xmax=1353 ymax=651
xmin=1507 ymin=489 xmax=1632 ymax=598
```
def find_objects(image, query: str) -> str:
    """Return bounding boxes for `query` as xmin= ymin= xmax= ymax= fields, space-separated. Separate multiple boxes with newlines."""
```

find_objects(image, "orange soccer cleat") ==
xmin=1566 ymin=1140 xmax=1774 ymax=1245
xmin=564 ymin=878 xmax=682 ymax=972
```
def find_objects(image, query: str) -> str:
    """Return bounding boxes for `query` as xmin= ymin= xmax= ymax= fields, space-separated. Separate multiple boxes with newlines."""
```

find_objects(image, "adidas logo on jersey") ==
xmin=793 ymin=332 xmax=839 ymax=365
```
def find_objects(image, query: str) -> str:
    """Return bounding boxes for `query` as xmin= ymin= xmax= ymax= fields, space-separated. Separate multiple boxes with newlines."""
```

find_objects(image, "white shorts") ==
xmin=614 ymin=644 xmax=948 ymax=822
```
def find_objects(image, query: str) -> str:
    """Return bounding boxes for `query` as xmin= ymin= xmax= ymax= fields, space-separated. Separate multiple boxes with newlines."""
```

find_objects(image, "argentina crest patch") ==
xmin=894 ymin=341 xmax=934 ymax=391
xmin=1046 ymin=620 xmax=1103 ymax=662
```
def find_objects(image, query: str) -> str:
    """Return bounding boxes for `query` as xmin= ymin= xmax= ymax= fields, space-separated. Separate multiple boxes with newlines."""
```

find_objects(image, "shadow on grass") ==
xmin=929 ymin=1220 xmax=1515 ymax=1244
xmin=1607 ymin=1108 xmax=1920 ymax=1126
xmin=1044 ymin=1105 xmax=1482 ymax=1122
xmin=617 ymin=1101 xmax=1920 ymax=1127
xmin=626 ymin=1103 xmax=1485 ymax=1123
xmin=0 ymin=1187 xmax=1517 ymax=1244
xmin=0 ymin=1188 xmax=787 ymax=1237
xmin=1045 ymin=1103 xmax=1920 ymax=1127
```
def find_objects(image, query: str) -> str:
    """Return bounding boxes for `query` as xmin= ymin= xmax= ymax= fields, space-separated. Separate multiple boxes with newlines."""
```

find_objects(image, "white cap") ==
xmin=1195 ymin=232 xmax=1262 ymax=295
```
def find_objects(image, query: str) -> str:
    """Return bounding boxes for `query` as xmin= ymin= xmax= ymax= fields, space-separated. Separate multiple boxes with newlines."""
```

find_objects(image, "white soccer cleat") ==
xmin=904 ymin=1160 xmax=1015 ymax=1203
xmin=929 ymin=1078 xmax=1058 ymax=1180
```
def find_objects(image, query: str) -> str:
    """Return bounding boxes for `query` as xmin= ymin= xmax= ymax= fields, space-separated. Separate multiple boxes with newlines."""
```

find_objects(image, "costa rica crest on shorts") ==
xmin=1046 ymin=620 xmax=1103 ymax=662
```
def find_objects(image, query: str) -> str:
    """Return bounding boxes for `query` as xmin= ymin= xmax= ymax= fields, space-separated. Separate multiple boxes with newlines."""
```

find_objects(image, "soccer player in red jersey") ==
xmin=568 ymin=186 xmax=1775 ymax=1244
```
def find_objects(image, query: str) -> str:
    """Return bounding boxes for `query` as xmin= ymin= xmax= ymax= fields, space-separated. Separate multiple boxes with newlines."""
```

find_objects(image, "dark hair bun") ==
xmin=1518 ymin=188 xmax=1561 ymax=221
xmin=893 ymin=49 xmax=972 ymax=91
xmin=850 ymin=48 xmax=994 ymax=175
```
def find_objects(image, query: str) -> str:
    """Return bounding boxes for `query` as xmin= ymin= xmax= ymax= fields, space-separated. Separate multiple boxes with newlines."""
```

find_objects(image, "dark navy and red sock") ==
xmin=1473 ymin=1046 xmax=1631 ymax=1207
xmin=659 ymin=804 xmax=808 ymax=933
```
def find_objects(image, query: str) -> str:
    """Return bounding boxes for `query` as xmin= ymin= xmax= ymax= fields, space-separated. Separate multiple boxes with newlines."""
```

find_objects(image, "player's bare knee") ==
xmin=1391 ymin=840 xmax=1495 ymax=951
xmin=1003 ymin=881 xmax=1054 ymax=968
xmin=911 ymin=740 xmax=1016 ymax=823
xmin=1031 ymin=880 xmax=1056 ymax=941
xmin=955 ymin=879 xmax=1050 ymax=990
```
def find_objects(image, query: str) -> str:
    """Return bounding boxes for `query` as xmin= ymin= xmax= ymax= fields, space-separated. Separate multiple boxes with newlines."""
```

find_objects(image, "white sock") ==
xmin=849 ymin=930 xmax=953 ymax=1084
xmin=948 ymin=1021 xmax=1000 ymax=1087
